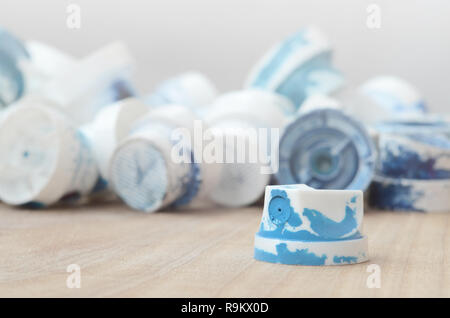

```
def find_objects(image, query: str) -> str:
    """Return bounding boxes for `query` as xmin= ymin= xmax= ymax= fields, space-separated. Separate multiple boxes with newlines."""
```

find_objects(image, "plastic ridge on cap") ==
xmin=110 ymin=104 xmax=220 ymax=212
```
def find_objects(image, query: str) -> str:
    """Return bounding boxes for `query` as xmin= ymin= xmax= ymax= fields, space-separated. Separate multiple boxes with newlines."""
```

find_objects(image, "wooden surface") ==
xmin=0 ymin=201 xmax=449 ymax=298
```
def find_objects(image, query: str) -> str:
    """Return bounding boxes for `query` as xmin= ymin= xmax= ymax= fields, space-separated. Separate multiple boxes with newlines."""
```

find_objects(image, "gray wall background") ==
xmin=1 ymin=0 xmax=449 ymax=113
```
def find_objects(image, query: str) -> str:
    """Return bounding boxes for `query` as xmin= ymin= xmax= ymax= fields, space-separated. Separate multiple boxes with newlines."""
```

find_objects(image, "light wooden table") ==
xmin=0 ymin=202 xmax=448 ymax=297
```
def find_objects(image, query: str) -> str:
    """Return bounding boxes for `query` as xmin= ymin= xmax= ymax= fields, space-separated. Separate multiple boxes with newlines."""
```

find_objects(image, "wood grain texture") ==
xmin=0 ymin=202 xmax=448 ymax=297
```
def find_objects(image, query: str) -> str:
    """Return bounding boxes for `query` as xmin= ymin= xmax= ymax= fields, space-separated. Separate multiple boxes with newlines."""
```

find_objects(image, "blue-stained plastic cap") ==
xmin=276 ymin=108 xmax=376 ymax=190
xmin=109 ymin=106 xmax=203 ymax=213
xmin=375 ymin=118 xmax=450 ymax=180
xmin=275 ymin=52 xmax=344 ymax=109
xmin=254 ymin=184 xmax=368 ymax=265
xmin=246 ymin=27 xmax=344 ymax=108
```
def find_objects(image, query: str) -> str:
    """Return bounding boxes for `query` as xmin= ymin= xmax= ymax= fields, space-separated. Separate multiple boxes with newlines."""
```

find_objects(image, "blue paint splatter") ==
xmin=21 ymin=201 xmax=46 ymax=209
xmin=369 ymin=180 xmax=424 ymax=212
xmin=333 ymin=255 xmax=358 ymax=264
xmin=275 ymin=52 xmax=335 ymax=107
xmin=364 ymin=89 xmax=426 ymax=114
xmin=380 ymin=144 xmax=450 ymax=179
xmin=251 ymin=30 xmax=309 ymax=89
xmin=111 ymin=80 xmax=135 ymax=101
xmin=60 ymin=191 xmax=81 ymax=203
xmin=412 ymin=134 xmax=450 ymax=148
xmin=254 ymin=243 xmax=327 ymax=265
xmin=172 ymin=160 xmax=201 ymax=207
xmin=91 ymin=176 xmax=108 ymax=193
xmin=0 ymin=51 xmax=25 ymax=107
xmin=260 ymin=189 xmax=362 ymax=241
xmin=303 ymin=205 xmax=358 ymax=239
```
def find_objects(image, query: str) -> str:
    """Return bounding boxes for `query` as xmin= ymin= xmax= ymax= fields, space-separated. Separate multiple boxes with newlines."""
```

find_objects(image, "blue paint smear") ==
xmin=369 ymin=180 xmax=424 ymax=212
xmin=411 ymin=134 xmax=450 ymax=148
xmin=380 ymin=144 xmax=450 ymax=179
xmin=91 ymin=176 xmax=108 ymax=193
xmin=275 ymin=52 xmax=336 ymax=107
xmin=0 ymin=27 xmax=30 ymax=60
xmin=333 ymin=255 xmax=358 ymax=264
xmin=415 ymin=101 xmax=427 ymax=112
xmin=365 ymin=89 xmax=426 ymax=114
xmin=172 ymin=158 xmax=201 ymax=208
xmin=376 ymin=120 xmax=450 ymax=133
xmin=0 ymin=51 xmax=25 ymax=107
xmin=21 ymin=201 xmax=46 ymax=209
xmin=69 ymin=130 xmax=94 ymax=190
xmin=251 ymin=30 xmax=309 ymax=89
xmin=254 ymin=243 xmax=327 ymax=265
xmin=0 ymin=27 xmax=28 ymax=107
xmin=303 ymin=205 xmax=358 ymax=239
xmin=60 ymin=192 xmax=81 ymax=203
xmin=146 ymin=78 xmax=181 ymax=106
xmin=111 ymin=80 xmax=135 ymax=101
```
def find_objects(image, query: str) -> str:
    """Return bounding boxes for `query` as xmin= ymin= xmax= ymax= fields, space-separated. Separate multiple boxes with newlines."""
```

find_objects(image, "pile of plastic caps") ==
xmin=0 ymin=26 xmax=449 ymax=213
